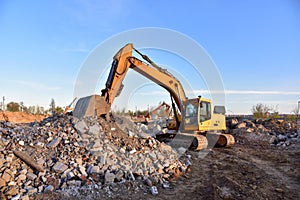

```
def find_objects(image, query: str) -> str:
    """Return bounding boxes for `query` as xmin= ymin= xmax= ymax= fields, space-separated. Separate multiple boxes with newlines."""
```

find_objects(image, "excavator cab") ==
xmin=183 ymin=97 xmax=213 ymax=132
xmin=178 ymin=97 xmax=234 ymax=149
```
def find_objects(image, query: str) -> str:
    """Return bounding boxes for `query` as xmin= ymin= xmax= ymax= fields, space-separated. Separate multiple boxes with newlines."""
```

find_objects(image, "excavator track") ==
xmin=190 ymin=134 xmax=208 ymax=151
xmin=156 ymin=132 xmax=208 ymax=151
xmin=206 ymin=133 xmax=235 ymax=147
xmin=156 ymin=132 xmax=235 ymax=151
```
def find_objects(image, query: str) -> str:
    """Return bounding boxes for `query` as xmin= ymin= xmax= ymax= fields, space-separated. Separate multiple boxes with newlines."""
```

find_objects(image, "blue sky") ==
xmin=0 ymin=0 xmax=299 ymax=114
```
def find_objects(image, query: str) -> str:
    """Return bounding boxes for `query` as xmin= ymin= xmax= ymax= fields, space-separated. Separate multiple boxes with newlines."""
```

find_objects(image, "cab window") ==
xmin=200 ymin=102 xmax=211 ymax=122
xmin=184 ymin=102 xmax=198 ymax=126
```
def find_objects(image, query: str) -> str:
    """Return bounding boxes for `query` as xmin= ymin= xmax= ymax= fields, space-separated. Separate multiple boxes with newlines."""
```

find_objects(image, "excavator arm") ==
xmin=73 ymin=43 xmax=187 ymax=119
xmin=128 ymin=56 xmax=187 ymax=112
xmin=98 ymin=43 xmax=187 ymax=113
xmin=100 ymin=44 xmax=132 ymax=106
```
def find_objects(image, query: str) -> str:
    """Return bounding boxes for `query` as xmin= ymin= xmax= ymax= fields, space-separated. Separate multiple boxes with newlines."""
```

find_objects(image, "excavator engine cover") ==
xmin=73 ymin=95 xmax=110 ymax=119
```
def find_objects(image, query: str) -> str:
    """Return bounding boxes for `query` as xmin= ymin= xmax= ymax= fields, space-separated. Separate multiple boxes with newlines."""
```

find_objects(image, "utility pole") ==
xmin=2 ymin=96 xmax=5 ymax=111
xmin=297 ymin=101 xmax=300 ymax=118
xmin=297 ymin=101 xmax=300 ymax=134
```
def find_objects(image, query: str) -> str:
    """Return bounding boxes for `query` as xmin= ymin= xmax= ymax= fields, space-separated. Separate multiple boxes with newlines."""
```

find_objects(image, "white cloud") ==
xmin=225 ymin=90 xmax=300 ymax=95
xmin=193 ymin=90 xmax=300 ymax=95
xmin=226 ymin=100 xmax=297 ymax=105
xmin=139 ymin=89 xmax=300 ymax=96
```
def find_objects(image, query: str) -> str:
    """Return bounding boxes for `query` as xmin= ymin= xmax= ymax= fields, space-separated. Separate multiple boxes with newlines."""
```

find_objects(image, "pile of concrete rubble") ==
xmin=227 ymin=118 xmax=299 ymax=147
xmin=0 ymin=114 xmax=190 ymax=199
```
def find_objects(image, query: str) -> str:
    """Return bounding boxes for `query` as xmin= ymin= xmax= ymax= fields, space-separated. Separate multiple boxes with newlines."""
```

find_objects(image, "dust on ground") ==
xmin=0 ymin=112 xmax=47 ymax=123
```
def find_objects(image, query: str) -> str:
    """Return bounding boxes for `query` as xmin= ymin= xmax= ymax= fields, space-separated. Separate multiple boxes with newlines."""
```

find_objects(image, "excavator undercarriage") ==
xmin=156 ymin=131 xmax=235 ymax=151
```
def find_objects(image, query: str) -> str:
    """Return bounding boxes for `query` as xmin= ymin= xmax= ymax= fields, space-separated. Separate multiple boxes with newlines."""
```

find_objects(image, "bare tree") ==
xmin=251 ymin=103 xmax=272 ymax=118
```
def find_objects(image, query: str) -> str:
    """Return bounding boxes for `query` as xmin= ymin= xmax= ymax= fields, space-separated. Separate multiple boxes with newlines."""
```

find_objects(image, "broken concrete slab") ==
xmin=74 ymin=120 xmax=88 ymax=134
xmin=47 ymin=137 xmax=61 ymax=148
xmin=104 ymin=171 xmax=115 ymax=184
xmin=52 ymin=162 xmax=68 ymax=173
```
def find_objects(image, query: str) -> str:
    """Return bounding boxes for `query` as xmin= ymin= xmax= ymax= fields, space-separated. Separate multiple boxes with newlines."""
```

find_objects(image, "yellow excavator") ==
xmin=73 ymin=43 xmax=234 ymax=150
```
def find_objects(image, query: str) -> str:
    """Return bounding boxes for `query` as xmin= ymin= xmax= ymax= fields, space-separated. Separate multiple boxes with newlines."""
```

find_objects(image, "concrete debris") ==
xmin=46 ymin=137 xmax=61 ymax=148
xmin=52 ymin=162 xmax=68 ymax=173
xmin=26 ymin=172 xmax=37 ymax=181
xmin=227 ymin=118 xmax=299 ymax=146
xmin=150 ymin=186 xmax=158 ymax=195
xmin=74 ymin=120 xmax=88 ymax=134
xmin=162 ymin=182 xmax=170 ymax=189
xmin=44 ymin=185 xmax=54 ymax=193
xmin=20 ymin=195 xmax=29 ymax=200
xmin=104 ymin=171 xmax=115 ymax=184
xmin=88 ymin=165 xmax=99 ymax=174
xmin=11 ymin=194 xmax=20 ymax=200
xmin=27 ymin=187 xmax=38 ymax=195
xmin=0 ymin=114 xmax=187 ymax=198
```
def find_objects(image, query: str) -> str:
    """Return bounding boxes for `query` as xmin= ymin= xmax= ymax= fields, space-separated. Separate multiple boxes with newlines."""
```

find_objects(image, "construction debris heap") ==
xmin=0 ymin=114 xmax=190 ymax=199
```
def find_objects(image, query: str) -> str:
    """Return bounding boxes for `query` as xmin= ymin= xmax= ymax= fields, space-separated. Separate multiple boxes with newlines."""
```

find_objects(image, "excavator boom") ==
xmin=74 ymin=43 xmax=187 ymax=118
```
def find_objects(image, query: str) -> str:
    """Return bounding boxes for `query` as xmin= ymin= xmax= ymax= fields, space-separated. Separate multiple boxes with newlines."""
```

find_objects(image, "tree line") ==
xmin=0 ymin=98 xmax=63 ymax=115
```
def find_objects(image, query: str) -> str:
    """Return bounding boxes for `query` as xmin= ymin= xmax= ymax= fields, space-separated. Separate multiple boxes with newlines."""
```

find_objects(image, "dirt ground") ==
xmin=159 ymin=141 xmax=299 ymax=200
xmin=0 ymin=112 xmax=46 ymax=123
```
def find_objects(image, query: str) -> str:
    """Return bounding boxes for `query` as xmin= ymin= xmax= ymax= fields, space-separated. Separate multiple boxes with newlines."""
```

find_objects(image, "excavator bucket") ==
xmin=73 ymin=95 xmax=110 ymax=119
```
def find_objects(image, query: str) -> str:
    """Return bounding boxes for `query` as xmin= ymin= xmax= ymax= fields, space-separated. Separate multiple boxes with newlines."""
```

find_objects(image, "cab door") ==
xmin=198 ymin=100 xmax=212 ymax=131
xmin=183 ymin=99 xmax=199 ymax=131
